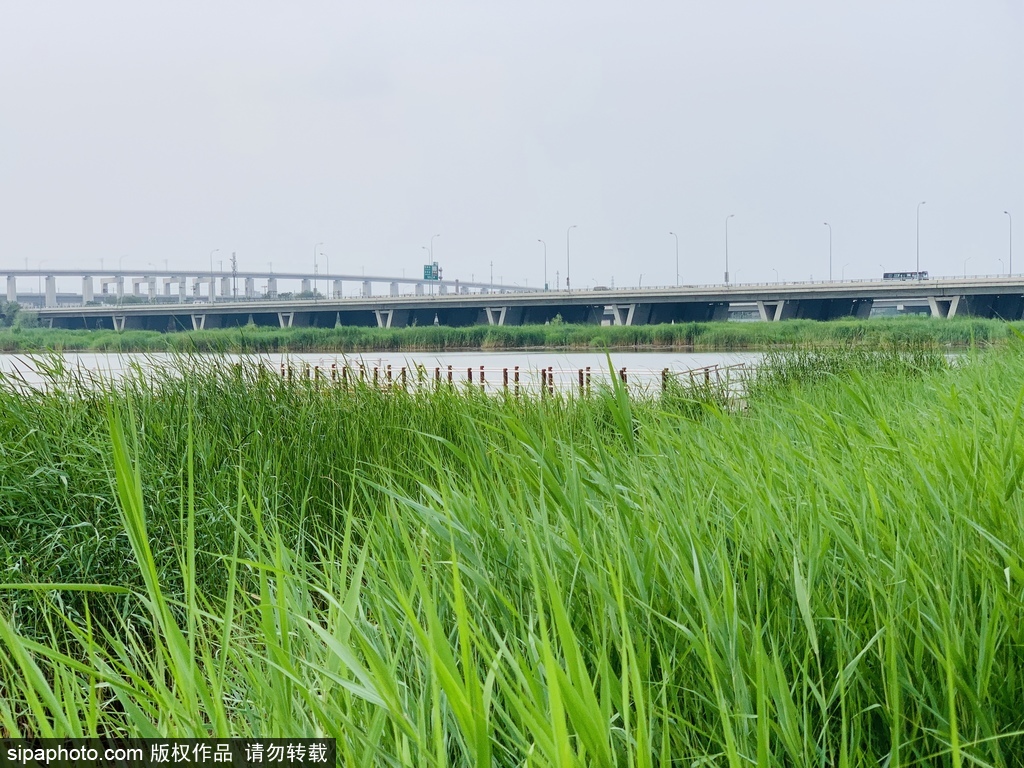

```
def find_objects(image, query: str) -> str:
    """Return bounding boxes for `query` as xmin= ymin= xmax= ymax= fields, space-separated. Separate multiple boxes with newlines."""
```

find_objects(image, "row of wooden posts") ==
xmin=276 ymin=362 xmax=729 ymax=394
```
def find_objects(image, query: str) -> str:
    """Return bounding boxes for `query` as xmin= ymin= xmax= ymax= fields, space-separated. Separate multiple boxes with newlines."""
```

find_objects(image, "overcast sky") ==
xmin=1 ymin=1 xmax=1021 ymax=290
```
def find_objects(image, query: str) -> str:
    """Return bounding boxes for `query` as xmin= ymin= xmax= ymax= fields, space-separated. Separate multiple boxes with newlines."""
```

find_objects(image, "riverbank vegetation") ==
xmin=1 ymin=346 xmax=1022 ymax=764
xmin=0 ymin=315 xmax=1018 ymax=354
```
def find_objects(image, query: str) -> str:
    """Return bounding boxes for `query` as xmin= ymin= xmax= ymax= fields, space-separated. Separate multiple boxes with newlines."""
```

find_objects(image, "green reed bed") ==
xmin=0 ymin=347 xmax=1022 ymax=765
xmin=0 ymin=315 xmax=1018 ymax=354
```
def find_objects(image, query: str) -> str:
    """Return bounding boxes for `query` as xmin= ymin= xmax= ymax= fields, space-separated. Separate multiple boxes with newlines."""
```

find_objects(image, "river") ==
xmin=0 ymin=350 xmax=765 ymax=392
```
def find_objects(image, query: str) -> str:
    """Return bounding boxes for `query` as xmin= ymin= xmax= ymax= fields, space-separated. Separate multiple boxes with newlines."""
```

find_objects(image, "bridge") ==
xmin=27 ymin=275 xmax=1024 ymax=331
xmin=3 ymin=268 xmax=526 ymax=308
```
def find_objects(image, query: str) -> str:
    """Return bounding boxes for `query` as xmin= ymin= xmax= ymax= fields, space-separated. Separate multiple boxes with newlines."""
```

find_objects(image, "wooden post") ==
xmin=480 ymin=365 xmax=485 ymax=392
xmin=514 ymin=365 xmax=520 ymax=397
xmin=662 ymin=368 xmax=669 ymax=392
xmin=585 ymin=366 xmax=591 ymax=395
xmin=548 ymin=366 xmax=555 ymax=395
xmin=373 ymin=367 xmax=379 ymax=387
xmin=578 ymin=368 xmax=584 ymax=395
xmin=503 ymin=367 xmax=508 ymax=391
xmin=620 ymin=367 xmax=627 ymax=384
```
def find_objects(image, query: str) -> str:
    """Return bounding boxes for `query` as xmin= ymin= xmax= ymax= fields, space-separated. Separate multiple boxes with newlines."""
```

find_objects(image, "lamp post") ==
xmin=313 ymin=241 xmax=323 ymax=298
xmin=566 ymin=225 xmax=577 ymax=291
xmin=772 ymin=268 xmax=779 ymax=282
xmin=1005 ymin=211 xmax=1013 ymax=276
xmin=538 ymin=239 xmax=547 ymax=290
xmin=725 ymin=214 xmax=735 ymax=284
xmin=999 ymin=259 xmax=1005 ymax=275
xmin=963 ymin=257 xmax=973 ymax=278
xmin=916 ymin=201 xmax=926 ymax=275
xmin=824 ymin=221 xmax=832 ymax=281
xmin=669 ymin=231 xmax=679 ymax=286
xmin=842 ymin=263 xmax=850 ymax=280
xmin=209 ymin=248 xmax=219 ymax=301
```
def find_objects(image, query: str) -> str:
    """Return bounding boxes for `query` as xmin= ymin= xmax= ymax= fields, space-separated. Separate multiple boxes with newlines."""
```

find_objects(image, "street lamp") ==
xmin=772 ymin=268 xmax=779 ymax=282
xmin=566 ymin=225 xmax=577 ymax=291
xmin=842 ymin=263 xmax=850 ymax=280
xmin=998 ymin=258 xmax=1005 ymax=275
xmin=430 ymin=233 xmax=440 ymax=262
xmin=916 ymin=201 xmax=926 ymax=275
xmin=538 ymin=239 xmax=547 ymax=290
xmin=313 ymin=241 xmax=323 ymax=298
xmin=823 ymin=221 xmax=832 ymax=281
xmin=725 ymin=214 xmax=735 ymax=284
xmin=669 ymin=231 xmax=679 ymax=286
xmin=209 ymin=248 xmax=219 ymax=301
xmin=1005 ymin=211 xmax=1013 ymax=276
xmin=963 ymin=257 xmax=973 ymax=278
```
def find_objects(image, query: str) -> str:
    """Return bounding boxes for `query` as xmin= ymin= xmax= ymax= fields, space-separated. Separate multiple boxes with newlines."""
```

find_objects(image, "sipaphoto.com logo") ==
xmin=0 ymin=739 xmax=335 ymax=768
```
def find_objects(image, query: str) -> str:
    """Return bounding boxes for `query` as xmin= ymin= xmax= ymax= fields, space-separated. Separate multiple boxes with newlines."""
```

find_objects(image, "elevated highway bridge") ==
xmin=29 ymin=276 xmax=1024 ymax=331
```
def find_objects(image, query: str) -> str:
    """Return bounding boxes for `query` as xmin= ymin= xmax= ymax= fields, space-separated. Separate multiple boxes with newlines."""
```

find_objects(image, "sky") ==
xmin=1 ymin=1 xmax=1021 ymax=292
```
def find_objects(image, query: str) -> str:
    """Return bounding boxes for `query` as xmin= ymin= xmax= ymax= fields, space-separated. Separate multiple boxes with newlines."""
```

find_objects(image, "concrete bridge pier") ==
xmin=101 ymin=276 xmax=124 ymax=298
xmin=193 ymin=276 xmax=216 ymax=301
xmin=245 ymin=277 xmax=255 ymax=298
xmin=928 ymin=296 xmax=961 ymax=318
xmin=333 ymin=279 xmax=342 ymax=299
xmin=484 ymin=306 xmax=507 ymax=326
xmin=45 ymin=275 xmax=56 ymax=307
xmin=610 ymin=304 xmax=636 ymax=326
xmin=757 ymin=300 xmax=794 ymax=321
xmin=82 ymin=277 xmax=94 ymax=304
xmin=131 ymin=277 xmax=157 ymax=299
xmin=220 ymin=276 xmax=232 ymax=298
xmin=390 ymin=281 xmax=399 ymax=297
xmin=267 ymin=277 xmax=277 ymax=298
xmin=415 ymin=283 xmax=424 ymax=295
xmin=301 ymin=278 xmax=311 ymax=294
xmin=8 ymin=275 xmax=18 ymax=303
xmin=362 ymin=280 xmax=372 ymax=297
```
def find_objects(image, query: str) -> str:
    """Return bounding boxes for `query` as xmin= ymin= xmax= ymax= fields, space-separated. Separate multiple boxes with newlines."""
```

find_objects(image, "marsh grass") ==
xmin=0 ymin=348 xmax=1022 ymax=765
xmin=0 ymin=316 xmax=1018 ymax=354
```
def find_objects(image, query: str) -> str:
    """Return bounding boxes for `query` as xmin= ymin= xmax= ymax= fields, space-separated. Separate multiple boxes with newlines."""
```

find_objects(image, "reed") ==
xmin=0 ymin=315 xmax=1017 ymax=354
xmin=0 ymin=347 xmax=1022 ymax=765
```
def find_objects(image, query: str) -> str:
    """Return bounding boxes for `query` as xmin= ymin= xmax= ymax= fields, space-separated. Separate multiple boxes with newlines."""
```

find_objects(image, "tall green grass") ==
xmin=0 ymin=315 xmax=1016 ymax=353
xmin=0 ymin=348 xmax=1022 ymax=765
